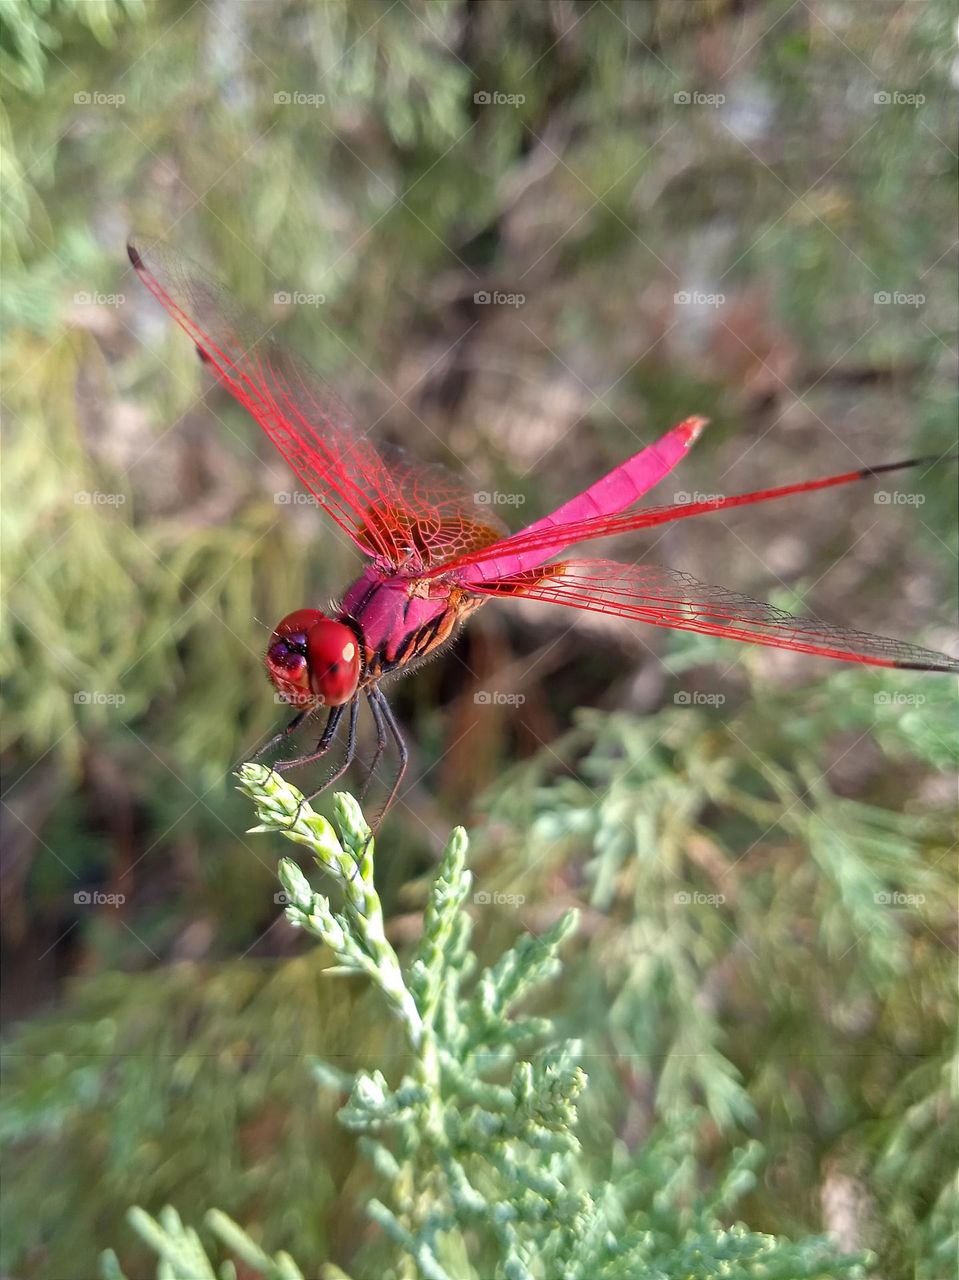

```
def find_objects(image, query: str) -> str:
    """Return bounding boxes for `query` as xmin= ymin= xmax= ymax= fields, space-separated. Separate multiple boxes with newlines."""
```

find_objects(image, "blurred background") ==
xmin=2 ymin=1 xmax=957 ymax=1276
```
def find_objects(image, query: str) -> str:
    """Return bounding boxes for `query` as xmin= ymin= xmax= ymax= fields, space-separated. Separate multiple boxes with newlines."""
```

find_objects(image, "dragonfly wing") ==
xmin=478 ymin=559 xmax=959 ymax=672
xmin=128 ymin=239 xmax=507 ymax=569
xmin=441 ymin=416 xmax=707 ymax=585
xmin=431 ymin=452 xmax=952 ymax=583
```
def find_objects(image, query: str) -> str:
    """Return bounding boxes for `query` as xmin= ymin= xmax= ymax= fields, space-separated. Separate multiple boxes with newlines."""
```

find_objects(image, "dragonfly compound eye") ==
xmin=266 ymin=610 xmax=360 ymax=707
xmin=305 ymin=619 xmax=361 ymax=705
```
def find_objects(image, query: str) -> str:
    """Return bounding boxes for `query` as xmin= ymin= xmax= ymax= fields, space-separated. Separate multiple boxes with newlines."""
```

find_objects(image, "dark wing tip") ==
xmin=127 ymin=238 xmax=144 ymax=270
xmin=861 ymin=455 xmax=959 ymax=478
xmin=895 ymin=657 xmax=959 ymax=673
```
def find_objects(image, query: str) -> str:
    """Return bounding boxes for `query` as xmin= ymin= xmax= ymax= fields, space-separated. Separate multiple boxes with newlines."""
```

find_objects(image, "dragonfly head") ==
xmin=266 ymin=609 xmax=361 ymax=708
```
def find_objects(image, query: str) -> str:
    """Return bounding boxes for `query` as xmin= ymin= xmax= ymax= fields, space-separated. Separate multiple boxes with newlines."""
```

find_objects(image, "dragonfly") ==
xmin=128 ymin=239 xmax=958 ymax=819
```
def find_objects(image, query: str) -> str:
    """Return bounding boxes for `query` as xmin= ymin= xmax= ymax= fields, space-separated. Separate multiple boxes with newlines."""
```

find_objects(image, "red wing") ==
xmin=127 ymin=239 xmax=507 ymax=570
xmin=431 ymin=455 xmax=949 ymax=583
xmin=478 ymin=560 xmax=959 ymax=672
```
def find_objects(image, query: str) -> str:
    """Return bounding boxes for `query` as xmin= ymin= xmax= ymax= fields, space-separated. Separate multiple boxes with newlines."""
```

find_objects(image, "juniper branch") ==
xmin=108 ymin=768 xmax=867 ymax=1280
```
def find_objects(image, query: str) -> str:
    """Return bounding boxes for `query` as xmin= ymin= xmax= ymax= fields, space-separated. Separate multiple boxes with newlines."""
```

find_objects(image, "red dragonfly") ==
xmin=128 ymin=240 xmax=958 ymax=818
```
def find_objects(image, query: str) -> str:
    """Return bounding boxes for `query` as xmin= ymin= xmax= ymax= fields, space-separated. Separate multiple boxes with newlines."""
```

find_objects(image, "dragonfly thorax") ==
xmin=339 ymin=565 xmax=484 ymax=680
xmin=266 ymin=609 xmax=361 ymax=708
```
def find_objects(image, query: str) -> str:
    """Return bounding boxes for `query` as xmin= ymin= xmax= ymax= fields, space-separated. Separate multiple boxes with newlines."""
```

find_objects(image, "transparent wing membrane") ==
xmin=128 ymin=239 xmax=506 ymax=570
xmin=479 ymin=560 xmax=959 ymax=672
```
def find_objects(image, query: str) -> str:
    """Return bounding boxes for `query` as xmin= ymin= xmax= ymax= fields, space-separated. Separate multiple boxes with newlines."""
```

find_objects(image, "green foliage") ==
xmin=476 ymin=652 xmax=957 ymax=1275
xmin=4 ymin=686 xmax=952 ymax=1276
xmin=100 ymin=1205 xmax=306 ymax=1280
xmin=4 ymin=0 xmax=955 ymax=920
xmin=2 ymin=2 xmax=956 ymax=1278
xmin=103 ymin=773 xmax=865 ymax=1280
xmin=1 ymin=953 xmax=356 ymax=1272
xmin=1 ymin=0 xmax=145 ymax=97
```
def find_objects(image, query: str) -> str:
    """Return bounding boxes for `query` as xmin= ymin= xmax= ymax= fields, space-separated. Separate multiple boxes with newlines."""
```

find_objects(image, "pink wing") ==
xmin=127 ymin=239 xmax=507 ymax=570
xmin=477 ymin=560 xmax=959 ymax=672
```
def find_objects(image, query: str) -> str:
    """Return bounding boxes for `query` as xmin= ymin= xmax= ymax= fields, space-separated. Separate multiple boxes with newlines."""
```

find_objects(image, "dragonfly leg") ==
xmin=274 ymin=703 xmax=344 ymax=771
xmin=369 ymin=687 xmax=408 ymax=827
xmin=358 ymin=689 xmax=389 ymax=803
xmin=260 ymin=700 xmax=359 ymax=841
xmin=268 ymin=704 xmax=345 ymax=832
xmin=303 ymin=697 xmax=359 ymax=800
xmin=277 ymin=699 xmax=359 ymax=840
xmin=250 ymin=708 xmax=309 ymax=763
